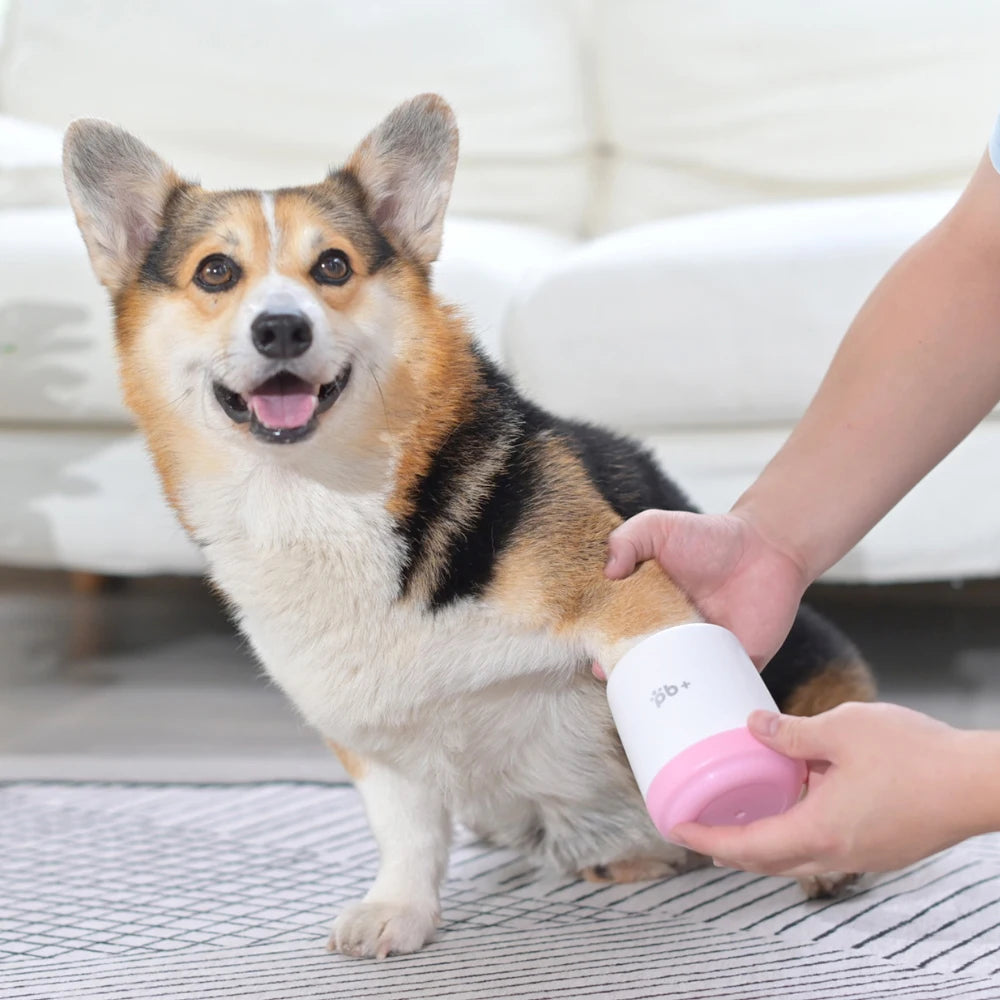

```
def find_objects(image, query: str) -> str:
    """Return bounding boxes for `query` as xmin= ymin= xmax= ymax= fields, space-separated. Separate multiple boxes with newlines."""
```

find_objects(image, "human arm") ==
xmin=607 ymin=151 xmax=1000 ymax=666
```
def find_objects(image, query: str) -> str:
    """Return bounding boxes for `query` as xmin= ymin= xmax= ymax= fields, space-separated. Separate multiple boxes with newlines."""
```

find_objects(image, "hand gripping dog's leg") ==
xmin=329 ymin=756 xmax=451 ymax=960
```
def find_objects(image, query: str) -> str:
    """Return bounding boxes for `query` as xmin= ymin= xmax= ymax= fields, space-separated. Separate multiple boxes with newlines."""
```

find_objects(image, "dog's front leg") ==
xmin=329 ymin=752 xmax=450 ymax=960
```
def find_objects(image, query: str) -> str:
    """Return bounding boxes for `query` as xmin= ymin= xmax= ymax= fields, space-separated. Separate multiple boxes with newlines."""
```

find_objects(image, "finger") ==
xmin=604 ymin=510 xmax=671 ymax=578
xmin=712 ymin=856 xmax=820 ymax=877
xmin=769 ymin=860 xmax=839 ymax=878
xmin=670 ymin=807 xmax=818 ymax=872
xmin=747 ymin=710 xmax=835 ymax=762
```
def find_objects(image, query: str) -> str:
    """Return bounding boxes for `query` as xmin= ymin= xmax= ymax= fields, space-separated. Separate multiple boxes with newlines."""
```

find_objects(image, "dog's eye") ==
xmin=311 ymin=249 xmax=352 ymax=286
xmin=194 ymin=254 xmax=240 ymax=292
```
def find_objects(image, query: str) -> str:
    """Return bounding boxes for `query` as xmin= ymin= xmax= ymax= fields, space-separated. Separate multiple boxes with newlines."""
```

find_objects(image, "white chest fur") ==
xmin=183 ymin=462 xmax=585 ymax=763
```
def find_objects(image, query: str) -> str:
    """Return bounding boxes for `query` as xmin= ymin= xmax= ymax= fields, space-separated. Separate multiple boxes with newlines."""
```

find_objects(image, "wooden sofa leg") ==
xmin=68 ymin=571 xmax=110 ymax=663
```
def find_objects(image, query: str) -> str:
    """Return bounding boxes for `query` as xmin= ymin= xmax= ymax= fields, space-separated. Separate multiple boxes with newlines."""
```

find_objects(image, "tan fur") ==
xmin=782 ymin=659 xmax=877 ymax=717
xmin=328 ymin=741 xmax=369 ymax=781
xmin=114 ymin=191 xmax=269 ymax=342
xmin=113 ymin=194 xmax=273 ymax=518
xmin=383 ymin=301 xmax=480 ymax=524
xmin=114 ymin=292 xmax=227 ymax=524
xmin=273 ymin=191 xmax=374 ymax=302
xmin=489 ymin=437 xmax=696 ymax=666
xmin=113 ymin=188 xmax=403 ymax=520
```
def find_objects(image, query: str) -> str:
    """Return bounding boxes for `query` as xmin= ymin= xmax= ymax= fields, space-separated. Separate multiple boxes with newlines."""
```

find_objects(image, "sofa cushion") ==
xmin=0 ymin=207 xmax=124 ymax=425
xmin=7 ymin=418 xmax=1000 ymax=584
xmin=0 ymin=0 xmax=590 ymax=233
xmin=504 ymin=190 xmax=959 ymax=430
xmin=0 ymin=115 xmax=63 ymax=208
xmin=435 ymin=219 xmax=574 ymax=361
xmin=594 ymin=0 xmax=1000 ymax=230
xmin=643 ymin=421 xmax=1000 ymax=584
xmin=0 ymin=206 xmax=573 ymax=426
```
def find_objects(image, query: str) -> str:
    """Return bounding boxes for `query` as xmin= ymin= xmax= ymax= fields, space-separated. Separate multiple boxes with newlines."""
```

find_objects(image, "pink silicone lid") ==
xmin=646 ymin=727 xmax=806 ymax=838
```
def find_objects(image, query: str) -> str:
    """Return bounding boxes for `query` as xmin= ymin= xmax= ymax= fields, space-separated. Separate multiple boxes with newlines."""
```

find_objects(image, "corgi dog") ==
xmin=64 ymin=95 xmax=875 ymax=960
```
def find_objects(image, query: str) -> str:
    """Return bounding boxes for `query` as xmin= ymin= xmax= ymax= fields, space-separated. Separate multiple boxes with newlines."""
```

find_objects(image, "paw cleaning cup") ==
xmin=606 ymin=624 xmax=806 ymax=839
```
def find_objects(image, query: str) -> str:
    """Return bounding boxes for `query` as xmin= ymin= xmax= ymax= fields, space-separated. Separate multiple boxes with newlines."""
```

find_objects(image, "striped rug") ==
xmin=1 ymin=782 xmax=998 ymax=999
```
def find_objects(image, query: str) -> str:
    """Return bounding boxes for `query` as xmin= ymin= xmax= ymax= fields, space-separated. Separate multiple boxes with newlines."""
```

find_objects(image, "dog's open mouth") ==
xmin=213 ymin=365 xmax=352 ymax=444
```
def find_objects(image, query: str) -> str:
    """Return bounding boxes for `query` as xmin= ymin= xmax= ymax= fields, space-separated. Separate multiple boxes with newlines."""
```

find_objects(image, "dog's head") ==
xmin=63 ymin=96 xmax=459 ymax=465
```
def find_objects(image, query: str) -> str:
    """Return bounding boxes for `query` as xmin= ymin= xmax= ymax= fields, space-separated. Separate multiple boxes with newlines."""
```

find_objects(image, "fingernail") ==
xmin=668 ymin=829 xmax=688 ymax=847
xmin=750 ymin=711 xmax=780 ymax=737
xmin=712 ymin=858 xmax=724 ymax=867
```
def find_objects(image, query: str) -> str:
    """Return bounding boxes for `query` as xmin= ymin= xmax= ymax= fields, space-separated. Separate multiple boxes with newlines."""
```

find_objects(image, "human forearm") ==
xmin=734 ymin=153 xmax=1000 ymax=582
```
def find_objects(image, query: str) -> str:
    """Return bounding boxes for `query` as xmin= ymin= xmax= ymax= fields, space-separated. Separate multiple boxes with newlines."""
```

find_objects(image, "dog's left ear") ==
xmin=345 ymin=94 xmax=458 ymax=265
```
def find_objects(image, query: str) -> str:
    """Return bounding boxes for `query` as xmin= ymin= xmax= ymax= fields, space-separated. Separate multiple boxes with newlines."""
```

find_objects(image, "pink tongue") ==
xmin=249 ymin=377 xmax=317 ymax=429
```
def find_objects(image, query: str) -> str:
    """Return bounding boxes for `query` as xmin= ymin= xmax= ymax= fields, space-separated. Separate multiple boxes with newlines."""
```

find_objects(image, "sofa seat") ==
xmin=0 ymin=427 xmax=196 ymax=575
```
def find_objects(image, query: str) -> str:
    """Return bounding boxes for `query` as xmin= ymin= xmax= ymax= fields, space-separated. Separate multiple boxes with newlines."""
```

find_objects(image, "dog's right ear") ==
xmin=63 ymin=119 xmax=183 ymax=293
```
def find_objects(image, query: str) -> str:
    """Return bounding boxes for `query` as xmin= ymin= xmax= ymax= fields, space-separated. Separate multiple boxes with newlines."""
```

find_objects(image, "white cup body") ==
xmin=606 ymin=623 xmax=779 ymax=795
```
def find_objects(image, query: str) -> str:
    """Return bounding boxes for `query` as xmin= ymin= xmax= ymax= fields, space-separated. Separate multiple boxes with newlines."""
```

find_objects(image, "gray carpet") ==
xmin=1 ymin=782 xmax=999 ymax=999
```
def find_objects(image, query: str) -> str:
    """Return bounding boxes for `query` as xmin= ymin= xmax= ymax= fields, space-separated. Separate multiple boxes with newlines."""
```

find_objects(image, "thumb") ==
xmin=748 ymin=711 xmax=833 ymax=761
xmin=605 ymin=509 xmax=677 ymax=579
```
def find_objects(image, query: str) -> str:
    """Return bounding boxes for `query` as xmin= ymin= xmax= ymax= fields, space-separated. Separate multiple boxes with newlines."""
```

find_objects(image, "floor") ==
xmin=8 ymin=780 xmax=999 ymax=996
xmin=0 ymin=568 xmax=334 ymax=781
xmin=2 ymin=567 xmax=1000 ymax=782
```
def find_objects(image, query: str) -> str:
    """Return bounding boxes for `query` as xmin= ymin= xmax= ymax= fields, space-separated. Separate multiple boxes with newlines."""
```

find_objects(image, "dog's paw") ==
xmin=329 ymin=901 xmax=439 ymax=960
xmin=580 ymin=859 xmax=679 ymax=883
xmin=580 ymin=850 xmax=709 ymax=884
xmin=798 ymin=871 xmax=861 ymax=899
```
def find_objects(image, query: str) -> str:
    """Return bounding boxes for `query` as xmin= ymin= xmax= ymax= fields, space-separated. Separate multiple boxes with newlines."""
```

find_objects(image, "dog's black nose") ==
xmin=251 ymin=313 xmax=312 ymax=359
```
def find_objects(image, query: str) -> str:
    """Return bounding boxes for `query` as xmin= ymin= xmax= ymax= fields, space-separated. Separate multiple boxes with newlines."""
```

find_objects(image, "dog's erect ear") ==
xmin=344 ymin=94 xmax=458 ymax=265
xmin=63 ymin=119 xmax=183 ymax=292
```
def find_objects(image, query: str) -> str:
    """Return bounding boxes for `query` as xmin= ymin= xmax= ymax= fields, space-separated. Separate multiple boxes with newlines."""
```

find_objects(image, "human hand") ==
xmin=604 ymin=509 xmax=810 ymax=668
xmin=670 ymin=702 xmax=995 ymax=876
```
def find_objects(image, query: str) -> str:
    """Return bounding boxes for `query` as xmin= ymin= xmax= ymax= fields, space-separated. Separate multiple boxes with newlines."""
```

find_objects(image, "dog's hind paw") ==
xmin=798 ymin=871 xmax=861 ymax=899
xmin=579 ymin=846 xmax=710 ymax=884
xmin=329 ymin=900 xmax=439 ymax=960
xmin=580 ymin=858 xmax=680 ymax=884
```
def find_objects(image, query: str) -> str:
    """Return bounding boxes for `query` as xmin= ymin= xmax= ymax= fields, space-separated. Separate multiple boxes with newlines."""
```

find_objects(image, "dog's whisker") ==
xmin=361 ymin=357 xmax=393 ymax=434
xmin=139 ymin=384 xmax=194 ymax=418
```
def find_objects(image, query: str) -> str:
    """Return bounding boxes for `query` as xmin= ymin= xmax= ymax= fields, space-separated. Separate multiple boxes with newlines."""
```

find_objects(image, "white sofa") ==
xmin=2 ymin=0 xmax=1000 ymax=583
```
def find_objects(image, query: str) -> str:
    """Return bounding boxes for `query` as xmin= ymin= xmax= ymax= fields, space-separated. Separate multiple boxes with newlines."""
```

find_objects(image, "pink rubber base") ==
xmin=646 ymin=727 xmax=806 ymax=839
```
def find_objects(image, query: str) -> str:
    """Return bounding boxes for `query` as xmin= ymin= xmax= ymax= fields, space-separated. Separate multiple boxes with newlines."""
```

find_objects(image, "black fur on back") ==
xmin=396 ymin=357 xmax=548 ymax=608
xmin=393 ymin=347 xmax=857 ymax=704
